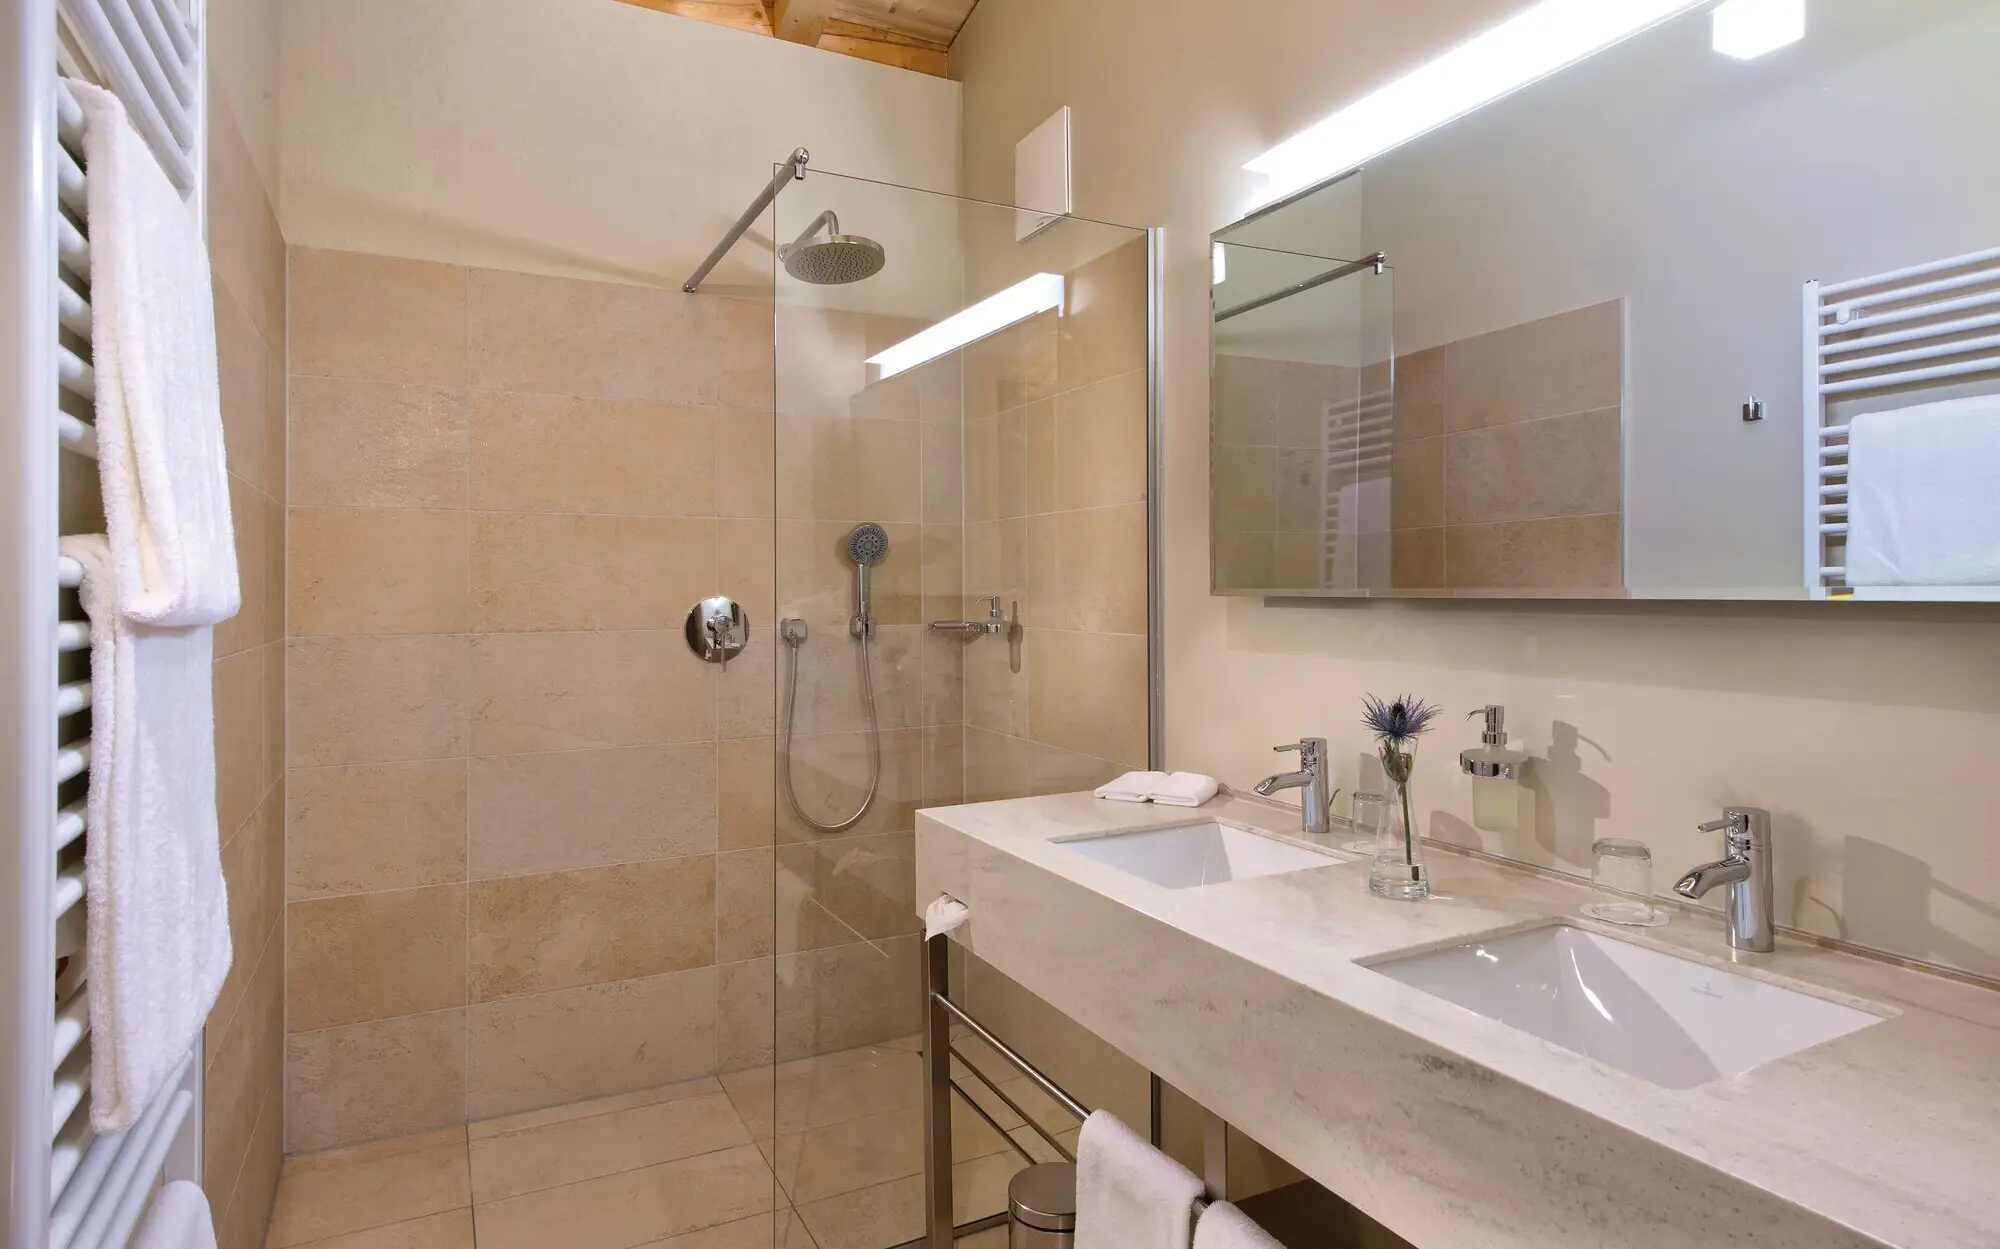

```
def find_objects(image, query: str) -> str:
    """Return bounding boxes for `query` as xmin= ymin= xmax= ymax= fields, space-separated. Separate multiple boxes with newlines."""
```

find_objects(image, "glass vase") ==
xmin=1368 ymin=744 xmax=1431 ymax=901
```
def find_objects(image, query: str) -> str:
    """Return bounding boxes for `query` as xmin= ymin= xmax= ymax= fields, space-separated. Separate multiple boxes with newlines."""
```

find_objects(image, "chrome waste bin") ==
xmin=1008 ymin=1163 xmax=1077 ymax=1249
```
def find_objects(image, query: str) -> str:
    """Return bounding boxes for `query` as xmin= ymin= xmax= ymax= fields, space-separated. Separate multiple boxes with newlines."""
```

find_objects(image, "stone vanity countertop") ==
xmin=914 ymin=792 xmax=2000 ymax=1249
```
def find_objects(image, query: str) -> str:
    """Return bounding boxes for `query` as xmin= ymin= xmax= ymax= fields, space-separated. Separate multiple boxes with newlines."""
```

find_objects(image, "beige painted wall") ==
xmin=953 ymin=0 xmax=2000 ymax=981
xmin=206 ymin=0 xmax=281 ymax=200
xmin=279 ymin=0 xmax=961 ymax=295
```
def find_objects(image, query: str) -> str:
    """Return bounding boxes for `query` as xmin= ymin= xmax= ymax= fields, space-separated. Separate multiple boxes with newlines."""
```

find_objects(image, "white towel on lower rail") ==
xmin=1193 ymin=1201 xmax=1284 ymax=1249
xmin=133 ymin=1182 xmax=218 ymax=1249
xmin=63 ymin=535 xmax=231 ymax=1132
xmin=1076 ymin=1110 xmax=1207 ymax=1249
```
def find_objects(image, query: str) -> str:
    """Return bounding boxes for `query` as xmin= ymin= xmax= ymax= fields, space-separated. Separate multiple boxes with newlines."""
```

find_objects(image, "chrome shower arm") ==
xmin=683 ymin=147 xmax=809 ymax=294
xmin=783 ymin=209 xmax=841 ymax=257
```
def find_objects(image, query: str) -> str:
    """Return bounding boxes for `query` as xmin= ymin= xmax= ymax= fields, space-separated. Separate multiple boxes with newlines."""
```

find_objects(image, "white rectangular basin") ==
xmin=1056 ymin=821 xmax=1344 ymax=889
xmin=1364 ymin=924 xmax=1885 ymax=1089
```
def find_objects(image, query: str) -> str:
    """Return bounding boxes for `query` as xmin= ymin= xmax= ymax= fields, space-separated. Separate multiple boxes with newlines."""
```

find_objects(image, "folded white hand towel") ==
xmin=924 ymin=894 xmax=970 ymax=941
xmin=133 ymin=1182 xmax=218 ymax=1249
xmin=63 ymin=536 xmax=231 ymax=1131
xmin=1846 ymin=395 xmax=2000 ymax=586
xmin=1149 ymin=773 xmax=1220 ymax=808
xmin=70 ymin=80 xmax=239 ymax=627
xmin=1193 ymin=1201 xmax=1282 ymax=1249
xmin=1076 ymin=1110 xmax=1206 ymax=1249
xmin=1096 ymin=771 xmax=1168 ymax=803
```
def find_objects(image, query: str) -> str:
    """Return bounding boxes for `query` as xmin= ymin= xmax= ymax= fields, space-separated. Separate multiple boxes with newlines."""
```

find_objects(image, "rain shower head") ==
xmin=782 ymin=211 xmax=887 ymax=285
xmin=846 ymin=522 xmax=890 ymax=567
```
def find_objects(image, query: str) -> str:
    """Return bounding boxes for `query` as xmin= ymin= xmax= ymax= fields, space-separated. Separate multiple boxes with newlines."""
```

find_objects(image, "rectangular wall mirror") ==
xmin=1210 ymin=0 xmax=2000 ymax=601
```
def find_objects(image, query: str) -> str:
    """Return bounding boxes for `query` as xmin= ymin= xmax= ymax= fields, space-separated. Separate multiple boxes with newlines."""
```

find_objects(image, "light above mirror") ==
xmin=1711 ymin=0 xmax=1806 ymax=59
xmin=1243 ymin=0 xmax=1706 ymax=203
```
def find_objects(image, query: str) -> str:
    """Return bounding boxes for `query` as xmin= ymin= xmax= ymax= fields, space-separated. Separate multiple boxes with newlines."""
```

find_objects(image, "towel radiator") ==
xmin=1804 ymin=243 xmax=2000 ymax=601
xmin=5 ymin=2 xmax=206 ymax=1246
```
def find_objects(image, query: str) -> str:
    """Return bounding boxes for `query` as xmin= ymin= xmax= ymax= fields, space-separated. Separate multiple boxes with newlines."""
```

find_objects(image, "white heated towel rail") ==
xmin=1804 ymin=244 xmax=2000 ymax=600
xmin=5 ymin=2 xmax=206 ymax=1246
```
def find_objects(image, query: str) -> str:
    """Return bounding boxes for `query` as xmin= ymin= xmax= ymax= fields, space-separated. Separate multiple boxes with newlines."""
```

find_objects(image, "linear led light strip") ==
xmin=1244 ymin=0 xmax=1712 ymax=203
xmin=867 ymin=273 xmax=1066 ymax=379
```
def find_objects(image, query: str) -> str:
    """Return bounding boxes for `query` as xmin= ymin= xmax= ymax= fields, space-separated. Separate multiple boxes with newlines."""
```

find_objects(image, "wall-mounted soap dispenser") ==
xmin=1462 ymin=706 xmax=1531 ymax=833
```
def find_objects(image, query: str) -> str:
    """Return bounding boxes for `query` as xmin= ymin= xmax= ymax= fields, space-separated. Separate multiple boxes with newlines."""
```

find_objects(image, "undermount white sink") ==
xmin=1364 ymin=923 xmax=1885 ymax=1089
xmin=1056 ymin=821 xmax=1345 ymax=889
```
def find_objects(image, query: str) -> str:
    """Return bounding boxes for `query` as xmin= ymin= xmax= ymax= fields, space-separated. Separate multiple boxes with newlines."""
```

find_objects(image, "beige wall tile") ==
xmin=1444 ymin=515 xmax=1623 ymax=589
xmin=216 ymin=479 xmax=267 ymax=658
xmin=288 ymin=379 xmax=470 ymax=509
xmin=469 ymin=392 xmax=716 ymax=516
xmin=1048 ymin=504 xmax=1147 ymax=635
xmin=204 ymin=931 xmax=282 ymax=1208
xmin=716 ymin=959 xmax=775 ymax=1073
xmin=266 ymin=1128 xmax=471 ymax=1247
xmin=467 ymin=268 xmax=713 ymax=404
xmin=923 ymin=725 xmax=964 ymax=807
xmin=211 ymin=792 xmax=284 ymax=1039
xmin=962 ymin=621 xmax=1027 ymax=739
xmin=775 ymin=413 xmax=922 ymax=524
xmin=468 ymin=858 xmax=716 ymax=1001
xmin=774 ymin=833 xmax=917 ymax=953
xmin=716 ymin=626 xmax=776 ymax=741
xmin=471 ymin=513 xmax=716 ymax=633
xmin=1058 ymin=239 xmax=1149 ymax=392
xmin=468 ymin=1090 xmax=751 ymax=1204
xmin=1274 ymin=448 xmax=1322 ymax=535
xmin=848 ymin=369 xmax=921 ymax=424
xmin=1055 ymin=370 xmax=1147 ymax=511
xmin=774 ymin=936 xmax=920 ymax=1062
xmin=469 ymin=1076 xmax=720 ymax=1140
xmin=289 ymin=635 xmax=471 ymax=766
xmin=994 ymin=399 xmax=1056 ymax=519
xmin=961 ymin=417 xmax=997 ymax=523
xmin=206 ymin=84 xmax=285 ymax=345
xmin=289 ymin=508 xmax=470 ymax=636
xmin=288 ymin=885 xmax=468 ymax=1032
xmin=262 ymin=644 xmax=286 ymax=790
xmin=1276 ymin=361 xmax=1353 ymax=450
xmin=964 ymin=315 xmax=1057 ymax=421
xmin=1026 ymin=629 xmax=1148 ymax=768
xmin=215 ymin=281 xmax=279 ymax=500
xmin=775 ymin=729 xmax=926 ymax=842
xmin=471 ymin=1143 xmax=772 ymax=1249
xmin=214 ymin=646 xmax=266 ymax=836
xmin=288 ymin=760 xmax=468 ymax=899
xmin=213 ymin=1091 xmax=284 ymax=1249
xmin=717 ymin=408 xmax=776 ymax=519
xmin=266 ymin=1211 xmax=473 ymax=1249
xmin=469 ymin=630 xmax=713 ymax=754
xmin=1211 ymin=354 xmax=1278 ymax=447
xmin=1392 ymin=347 xmax=1446 ymax=442
xmin=263 ymin=340 xmax=290 ymax=508
xmin=720 ymin=737 xmax=776 ymax=851
xmin=719 ymin=518 xmax=775 ymax=626
xmin=776 ymin=520 xmax=921 ymax=627
xmin=1022 ymin=743 xmax=1125 ymax=797
xmin=466 ymin=967 xmax=720 ymax=1119
xmin=714 ymin=295 xmax=775 ymax=411
xmin=775 ymin=306 xmax=868 ymax=421
xmin=469 ymin=744 xmax=716 ymax=878
xmin=782 ymin=624 xmax=923 ymax=737
xmin=920 ymin=422 xmax=963 ymax=525
xmin=285 ymin=1009 xmax=470 ymax=1152
xmin=913 ymin=354 xmax=963 ymax=425
xmin=1392 ymin=528 xmax=1447 ymax=591
xmin=290 ymin=248 xmax=468 ymax=386
xmin=1212 ymin=444 xmax=1276 ymax=535
xmin=1391 ymin=436 xmax=1445 ymax=532
xmin=1444 ymin=299 xmax=1624 ymax=432
xmin=718 ymin=849 xmax=775 ymax=963
xmin=1445 ymin=406 xmax=1622 ymax=526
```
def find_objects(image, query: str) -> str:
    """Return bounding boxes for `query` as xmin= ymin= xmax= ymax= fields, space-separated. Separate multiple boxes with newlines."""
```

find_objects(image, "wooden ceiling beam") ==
xmin=770 ymin=0 xmax=834 ymax=44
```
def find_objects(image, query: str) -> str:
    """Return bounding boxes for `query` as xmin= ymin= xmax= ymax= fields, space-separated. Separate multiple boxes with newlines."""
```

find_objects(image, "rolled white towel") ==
xmin=924 ymin=894 xmax=969 ymax=941
xmin=1149 ymin=773 xmax=1219 ymax=808
xmin=1096 ymin=771 xmax=1168 ymax=803
xmin=1193 ymin=1201 xmax=1283 ymax=1249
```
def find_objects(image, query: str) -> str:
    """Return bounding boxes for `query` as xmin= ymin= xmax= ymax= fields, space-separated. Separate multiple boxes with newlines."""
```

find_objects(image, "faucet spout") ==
xmin=1254 ymin=770 xmax=1308 ymax=798
xmin=1673 ymin=857 xmax=1751 ymax=900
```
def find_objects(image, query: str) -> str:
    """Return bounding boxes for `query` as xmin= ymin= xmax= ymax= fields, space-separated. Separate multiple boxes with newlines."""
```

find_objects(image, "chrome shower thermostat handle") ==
xmin=686 ymin=597 xmax=749 ymax=667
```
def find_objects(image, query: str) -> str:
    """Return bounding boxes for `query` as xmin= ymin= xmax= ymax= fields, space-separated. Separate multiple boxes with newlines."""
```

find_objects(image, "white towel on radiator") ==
xmin=64 ymin=535 xmax=231 ymax=1132
xmin=1076 ymin=1110 xmax=1207 ymax=1249
xmin=69 ymin=80 xmax=239 ymax=627
xmin=133 ymin=1182 xmax=218 ymax=1249
xmin=1193 ymin=1202 xmax=1284 ymax=1249
xmin=1845 ymin=395 xmax=2000 ymax=586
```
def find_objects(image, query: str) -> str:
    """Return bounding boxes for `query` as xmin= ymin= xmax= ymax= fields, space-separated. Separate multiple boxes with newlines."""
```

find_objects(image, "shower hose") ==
xmin=780 ymin=627 xmax=882 ymax=834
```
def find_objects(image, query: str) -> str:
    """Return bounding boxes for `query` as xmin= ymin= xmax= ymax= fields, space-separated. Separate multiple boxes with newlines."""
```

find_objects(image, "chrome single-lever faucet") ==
xmin=1673 ymin=806 xmax=1775 ymax=953
xmin=1254 ymin=738 xmax=1337 ymax=837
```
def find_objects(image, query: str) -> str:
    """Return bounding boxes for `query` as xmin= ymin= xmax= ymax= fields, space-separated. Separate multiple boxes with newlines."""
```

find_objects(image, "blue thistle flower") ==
xmin=1360 ymin=695 xmax=1441 ymax=745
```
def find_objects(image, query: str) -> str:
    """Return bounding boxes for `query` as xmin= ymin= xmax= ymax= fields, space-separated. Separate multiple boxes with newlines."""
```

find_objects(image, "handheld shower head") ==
xmin=846 ymin=523 xmax=890 ymax=636
xmin=781 ymin=211 xmax=887 ymax=285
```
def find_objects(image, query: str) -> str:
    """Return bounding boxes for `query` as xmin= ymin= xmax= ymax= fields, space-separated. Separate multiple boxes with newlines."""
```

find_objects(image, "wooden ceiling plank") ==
xmin=617 ymin=0 xmax=770 ymax=37
xmin=771 ymin=0 xmax=835 ymax=44
xmin=817 ymin=30 xmax=949 ymax=75
xmin=828 ymin=0 xmax=976 ymax=48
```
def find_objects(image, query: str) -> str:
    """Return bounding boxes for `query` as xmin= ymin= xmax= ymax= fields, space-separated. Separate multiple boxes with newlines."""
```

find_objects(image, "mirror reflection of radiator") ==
xmin=1806 ymin=245 xmax=2000 ymax=600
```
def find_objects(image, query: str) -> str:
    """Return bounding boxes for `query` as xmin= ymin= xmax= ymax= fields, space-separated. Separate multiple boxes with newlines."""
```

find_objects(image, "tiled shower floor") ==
xmin=263 ymin=1037 xmax=1078 ymax=1249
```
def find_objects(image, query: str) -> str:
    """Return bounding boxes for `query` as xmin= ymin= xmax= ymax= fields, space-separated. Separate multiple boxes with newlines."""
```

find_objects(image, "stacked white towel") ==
xmin=67 ymin=80 xmax=239 ymax=1131
xmin=1077 ymin=1111 xmax=1207 ymax=1249
xmin=1846 ymin=395 xmax=2000 ymax=586
xmin=132 ymin=1182 xmax=218 ymax=1249
xmin=1094 ymin=772 xmax=1221 ymax=808
xmin=1193 ymin=1202 xmax=1284 ymax=1249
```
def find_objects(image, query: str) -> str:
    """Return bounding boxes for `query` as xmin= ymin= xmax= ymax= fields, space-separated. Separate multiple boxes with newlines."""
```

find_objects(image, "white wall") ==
xmin=953 ymin=0 xmax=2000 ymax=981
xmin=207 ymin=0 xmax=281 ymax=198
xmin=280 ymin=0 xmax=961 ymax=297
